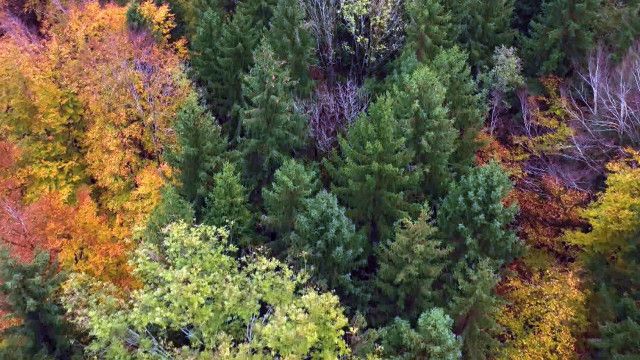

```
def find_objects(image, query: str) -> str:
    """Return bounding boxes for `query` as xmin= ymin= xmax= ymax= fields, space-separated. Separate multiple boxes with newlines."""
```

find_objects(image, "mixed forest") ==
xmin=1 ymin=0 xmax=640 ymax=358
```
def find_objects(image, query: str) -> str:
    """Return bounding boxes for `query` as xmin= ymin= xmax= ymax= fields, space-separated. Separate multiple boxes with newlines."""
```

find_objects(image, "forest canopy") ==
xmin=1 ymin=0 xmax=640 ymax=358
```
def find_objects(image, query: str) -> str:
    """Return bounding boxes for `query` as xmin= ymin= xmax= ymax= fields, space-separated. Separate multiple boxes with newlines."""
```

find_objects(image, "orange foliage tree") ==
xmin=43 ymin=2 xmax=191 ymax=227
xmin=0 ymin=2 xmax=193 ymax=289
xmin=477 ymin=77 xmax=592 ymax=357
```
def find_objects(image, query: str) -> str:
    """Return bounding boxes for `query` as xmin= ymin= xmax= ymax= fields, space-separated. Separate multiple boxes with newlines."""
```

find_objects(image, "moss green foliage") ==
xmin=262 ymin=159 xmax=319 ymax=238
xmin=166 ymin=95 xmax=226 ymax=218
xmin=438 ymin=162 xmax=521 ymax=265
xmin=204 ymin=162 xmax=253 ymax=246
xmin=379 ymin=307 xmax=461 ymax=360
xmin=266 ymin=0 xmax=316 ymax=96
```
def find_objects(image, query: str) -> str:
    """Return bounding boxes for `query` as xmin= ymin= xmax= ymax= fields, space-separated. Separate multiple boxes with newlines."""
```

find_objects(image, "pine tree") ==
xmin=290 ymin=190 xmax=367 ymax=302
xmin=263 ymin=158 xmax=319 ymax=237
xmin=327 ymin=95 xmax=419 ymax=243
xmin=393 ymin=63 xmax=458 ymax=199
xmin=443 ymin=0 xmax=516 ymax=71
xmin=204 ymin=162 xmax=253 ymax=246
xmin=375 ymin=205 xmax=451 ymax=324
xmin=379 ymin=307 xmax=461 ymax=360
xmin=166 ymin=95 xmax=226 ymax=219
xmin=0 ymin=249 xmax=76 ymax=359
xmin=266 ymin=0 xmax=316 ymax=96
xmin=240 ymin=42 xmax=306 ymax=192
xmin=404 ymin=0 xmax=455 ymax=62
xmin=590 ymin=298 xmax=640 ymax=358
xmin=236 ymin=0 xmax=279 ymax=29
xmin=523 ymin=0 xmax=599 ymax=76
xmin=432 ymin=47 xmax=486 ymax=172
xmin=448 ymin=259 xmax=503 ymax=360
xmin=437 ymin=162 xmax=521 ymax=265
xmin=191 ymin=7 xmax=260 ymax=135
xmin=140 ymin=185 xmax=194 ymax=246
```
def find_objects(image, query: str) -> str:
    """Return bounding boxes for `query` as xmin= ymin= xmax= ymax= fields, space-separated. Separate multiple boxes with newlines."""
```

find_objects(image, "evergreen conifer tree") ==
xmin=327 ymin=96 xmax=419 ymax=243
xmin=448 ymin=259 xmax=503 ymax=360
xmin=266 ymin=0 xmax=316 ymax=96
xmin=523 ymin=0 xmax=599 ymax=75
xmin=204 ymin=162 xmax=253 ymax=246
xmin=263 ymin=159 xmax=319 ymax=237
xmin=290 ymin=190 xmax=367 ymax=302
xmin=404 ymin=0 xmax=455 ymax=62
xmin=437 ymin=162 xmax=521 ymax=265
xmin=394 ymin=63 xmax=457 ymax=199
xmin=443 ymin=0 xmax=516 ymax=71
xmin=379 ymin=307 xmax=461 ymax=360
xmin=191 ymin=7 xmax=260 ymax=136
xmin=0 ymin=249 xmax=76 ymax=359
xmin=375 ymin=205 xmax=451 ymax=324
xmin=432 ymin=47 xmax=486 ymax=172
xmin=236 ymin=0 xmax=279 ymax=29
xmin=140 ymin=185 xmax=194 ymax=245
xmin=590 ymin=298 xmax=640 ymax=358
xmin=240 ymin=42 xmax=306 ymax=192
xmin=166 ymin=95 xmax=226 ymax=219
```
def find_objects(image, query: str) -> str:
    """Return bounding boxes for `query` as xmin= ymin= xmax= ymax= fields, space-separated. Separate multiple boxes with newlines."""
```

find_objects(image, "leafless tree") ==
xmin=300 ymin=0 xmax=339 ymax=82
xmin=564 ymin=43 xmax=640 ymax=172
xmin=340 ymin=0 xmax=404 ymax=78
xmin=304 ymin=79 xmax=367 ymax=152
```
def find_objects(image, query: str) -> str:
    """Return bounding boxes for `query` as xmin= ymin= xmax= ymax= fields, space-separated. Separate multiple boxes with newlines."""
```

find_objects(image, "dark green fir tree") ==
xmin=0 ymin=249 xmax=77 ymax=360
xmin=448 ymin=258 xmax=503 ymax=360
xmin=240 ymin=42 xmax=306 ymax=193
xmin=404 ymin=0 xmax=455 ymax=62
xmin=140 ymin=185 xmax=194 ymax=246
xmin=437 ymin=162 xmax=521 ymax=265
xmin=290 ymin=190 xmax=367 ymax=303
xmin=166 ymin=95 xmax=226 ymax=219
xmin=443 ymin=0 xmax=516 ymax=71
xmin=262 ymin=158 xmax=319 ymax=238
xmin=327 ymin=95 xmax=419 ymax=243
xmin=432 ymin=47 xmax=486 ymax=172
xmin=191 ymin=7 xmax=260 ymax=136
xmin=266 ymin=0 xmax=316 ymax=96
xmin=393 ymin=63 xmax=457 ymax=199
xmin=523 ymin=0 xmax=599 ymax=76
xmin=375 ymin=205 xmax=451 ymax=324
xmin=204 ymin=162 xmax=254 ymax=246
xmin=379 ymin=307 xmax=462 ymax=360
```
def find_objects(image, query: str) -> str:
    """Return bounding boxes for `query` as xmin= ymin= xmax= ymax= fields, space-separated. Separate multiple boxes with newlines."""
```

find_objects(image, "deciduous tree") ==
xmin=62 ymin=222 xmax=350 ymax=359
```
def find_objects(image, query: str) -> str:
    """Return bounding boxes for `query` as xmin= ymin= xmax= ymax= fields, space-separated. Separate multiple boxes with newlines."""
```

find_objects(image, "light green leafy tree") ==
xmin=62 ymin=222 xmax=349 ymax=359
